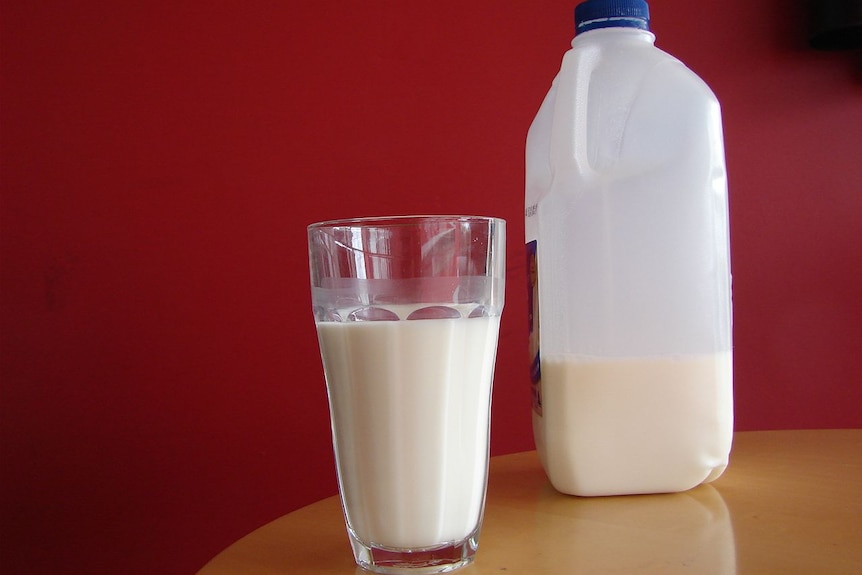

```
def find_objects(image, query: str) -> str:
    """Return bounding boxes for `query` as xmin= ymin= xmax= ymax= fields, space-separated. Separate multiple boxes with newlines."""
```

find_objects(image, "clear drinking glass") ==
xmin=308 ymin=215 xmax=506 ymax=574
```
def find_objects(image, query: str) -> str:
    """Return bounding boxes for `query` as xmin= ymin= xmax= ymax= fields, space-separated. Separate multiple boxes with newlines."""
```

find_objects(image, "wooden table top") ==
xmin=198 ymin=429 xmax=862 ymax=574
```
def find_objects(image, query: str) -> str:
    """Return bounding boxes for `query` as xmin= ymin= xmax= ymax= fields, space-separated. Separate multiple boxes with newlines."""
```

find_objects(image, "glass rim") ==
xmin=307 ymin=214 xmax=505 ymax=231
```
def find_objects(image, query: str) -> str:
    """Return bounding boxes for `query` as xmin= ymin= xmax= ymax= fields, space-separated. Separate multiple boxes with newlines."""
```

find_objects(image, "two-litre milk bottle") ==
xmin=525 ymin=0 xmax=733 ymax=496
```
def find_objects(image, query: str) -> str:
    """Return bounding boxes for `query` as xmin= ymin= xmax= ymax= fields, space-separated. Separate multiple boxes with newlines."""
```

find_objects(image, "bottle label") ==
xmin=527 ymin=240 xmax=542 ymax=415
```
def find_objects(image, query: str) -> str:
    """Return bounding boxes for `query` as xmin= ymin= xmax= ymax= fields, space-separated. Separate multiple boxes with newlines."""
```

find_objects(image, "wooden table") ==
xmin=198 ymin=430 xmax=862 ymax=574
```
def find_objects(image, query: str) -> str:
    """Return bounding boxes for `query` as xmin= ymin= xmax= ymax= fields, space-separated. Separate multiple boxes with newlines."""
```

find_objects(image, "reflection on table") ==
xmin=197 ymin=429 xmax=862 ymax=574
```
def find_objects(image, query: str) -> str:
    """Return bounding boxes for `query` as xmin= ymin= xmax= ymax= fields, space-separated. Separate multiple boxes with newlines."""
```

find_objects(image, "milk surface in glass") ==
xmin=316 ymin=313 xmax=500 ymax=549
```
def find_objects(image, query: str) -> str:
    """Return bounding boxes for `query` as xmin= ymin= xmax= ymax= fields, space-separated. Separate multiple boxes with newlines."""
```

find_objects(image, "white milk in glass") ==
xmin=316 ymin=314 xmax=500 ymax=549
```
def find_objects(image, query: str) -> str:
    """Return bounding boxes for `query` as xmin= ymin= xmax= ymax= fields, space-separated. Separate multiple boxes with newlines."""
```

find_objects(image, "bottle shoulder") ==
xmin=559 ymin=32 xmax=709 ymax=96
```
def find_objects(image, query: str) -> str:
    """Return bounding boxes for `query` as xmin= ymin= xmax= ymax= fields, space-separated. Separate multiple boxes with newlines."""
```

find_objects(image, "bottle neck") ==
xmin=572 ymin=26 xmax=655 ymax=47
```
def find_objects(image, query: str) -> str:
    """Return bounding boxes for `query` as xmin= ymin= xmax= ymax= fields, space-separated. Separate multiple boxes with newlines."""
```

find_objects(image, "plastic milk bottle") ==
xmin=525 ymin=0 xmax=733 ymax=496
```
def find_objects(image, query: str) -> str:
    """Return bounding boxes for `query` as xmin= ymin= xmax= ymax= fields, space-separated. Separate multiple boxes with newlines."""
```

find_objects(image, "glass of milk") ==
xmin=308 ymin=215 xmax=505 ymax=574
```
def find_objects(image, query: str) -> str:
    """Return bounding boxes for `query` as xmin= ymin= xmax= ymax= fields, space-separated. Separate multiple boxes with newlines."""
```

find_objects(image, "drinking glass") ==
xmin=308 ymin=215 xmax=506 ymax=573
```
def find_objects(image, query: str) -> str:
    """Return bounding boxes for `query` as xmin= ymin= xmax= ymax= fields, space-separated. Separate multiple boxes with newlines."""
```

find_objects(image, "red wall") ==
xmin=2 ymin=1 xmax=860 ymax=574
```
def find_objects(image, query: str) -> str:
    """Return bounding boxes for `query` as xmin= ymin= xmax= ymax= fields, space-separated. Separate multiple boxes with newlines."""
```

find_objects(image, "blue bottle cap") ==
xmin=575 ymin=0 xmax=651 ymax=34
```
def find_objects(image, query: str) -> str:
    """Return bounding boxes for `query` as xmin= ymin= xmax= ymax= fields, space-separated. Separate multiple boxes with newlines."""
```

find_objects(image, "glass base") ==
xmin=349 ymin=526 xmax=480 ymax=574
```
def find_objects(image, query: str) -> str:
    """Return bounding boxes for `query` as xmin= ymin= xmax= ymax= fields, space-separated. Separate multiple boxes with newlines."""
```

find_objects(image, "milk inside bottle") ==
xmin=525 ymin=0 xmax=733 ymax=496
